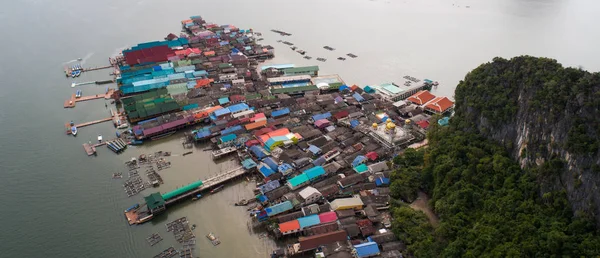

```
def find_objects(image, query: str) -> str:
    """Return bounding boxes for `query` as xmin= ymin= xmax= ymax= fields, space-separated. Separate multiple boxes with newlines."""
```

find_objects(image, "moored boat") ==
xmin=71 ymin=126 xmax=78 ymax=136
xmin=210 ymin=185 xmax=225 ymax=194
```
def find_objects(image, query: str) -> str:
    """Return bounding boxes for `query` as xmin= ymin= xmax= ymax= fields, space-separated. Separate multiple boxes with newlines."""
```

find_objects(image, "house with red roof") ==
xmin=407 ymin=90 xmax=436 ymax=105
xmin=425 ymin=96 xmax=454 ymax=114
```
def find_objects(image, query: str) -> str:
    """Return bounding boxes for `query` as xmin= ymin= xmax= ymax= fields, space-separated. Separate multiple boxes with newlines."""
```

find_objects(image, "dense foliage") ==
xmin=390 ymin=149 xmax=426 ymax=203
xmin=453 ymin=56 xmax=600 ymax=154
xmin=391 ymin=125 xmax=600 ymax=257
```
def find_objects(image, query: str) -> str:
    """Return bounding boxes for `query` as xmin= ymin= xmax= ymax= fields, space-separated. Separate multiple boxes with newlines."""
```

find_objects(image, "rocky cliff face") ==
xmin=453 ymin=56 xmax=600 ymax=223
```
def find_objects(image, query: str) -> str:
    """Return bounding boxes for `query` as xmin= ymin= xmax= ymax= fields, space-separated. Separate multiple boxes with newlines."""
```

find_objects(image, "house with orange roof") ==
xmin=407 ymin=90 xmax=436 ymax=105
xmin=425 ymin=96 xmax=454 ymax=114
xmin=279 ymin=220 xmax=301 ymax=235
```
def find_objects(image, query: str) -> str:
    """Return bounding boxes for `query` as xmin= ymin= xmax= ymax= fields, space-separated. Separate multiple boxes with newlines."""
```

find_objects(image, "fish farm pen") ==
xmin=60 ymin=13 xmax=456 ymax=258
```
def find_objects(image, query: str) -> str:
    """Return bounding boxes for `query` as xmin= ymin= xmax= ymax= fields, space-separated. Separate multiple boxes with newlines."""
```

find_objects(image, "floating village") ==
xmin=62 ymin=15 xmax=454 ymax=258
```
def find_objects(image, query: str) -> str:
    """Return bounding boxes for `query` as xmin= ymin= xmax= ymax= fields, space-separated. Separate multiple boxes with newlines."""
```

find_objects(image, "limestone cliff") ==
xmin=453 ymin=56 xmax=600 ymax=222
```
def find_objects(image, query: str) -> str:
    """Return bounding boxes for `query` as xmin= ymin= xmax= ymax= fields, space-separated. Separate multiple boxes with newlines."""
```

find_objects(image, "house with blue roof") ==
xmin=249 ymin=145 xmax=269 ymax=160
xmin=271 ymin=108 xmax=290 ymax=118
xmin=352 ymin=92 xmax=365 ymax=102
xmin=307 ymin=145 xmax=322 ymax=156
xmin=298 ymin=214 xmax=320 ymax=229
xmin=228 ymin=103 xmax=250 ymax=114
xmin=211 ymin=107 xmax=231 ymax=120
xmin=353 ymin=242 xmax=380 ymax=257
xmin=258 ymin=163 xmax=276 ymax=177
xmin=311 ymin=112 xmax=332 ymax=122
xmin=263 ymin=157 xmax=279 ymax=172
xmin=278 ymin=163 xmax=294 ymax=176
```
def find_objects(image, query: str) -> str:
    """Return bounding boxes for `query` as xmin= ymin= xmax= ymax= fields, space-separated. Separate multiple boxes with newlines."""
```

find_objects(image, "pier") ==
xmin=165 ymin=166 xmax=248 ymax=206
xmin=125 ymin=166 xmax=251 ymax=225
xmin=65 ymin=109 xmax=118 ymax=135
xmin=63 ymin=89 xmax=114 ymax=108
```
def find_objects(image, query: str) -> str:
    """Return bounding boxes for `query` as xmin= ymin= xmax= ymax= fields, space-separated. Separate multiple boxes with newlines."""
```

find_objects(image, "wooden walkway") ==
xmin=64 ymin=89 xmax=114 ymax=108
xmin=65 ymin=117 xmax=113 ymax=134
xmin=165 ymin=166 xmax=248 ymax=205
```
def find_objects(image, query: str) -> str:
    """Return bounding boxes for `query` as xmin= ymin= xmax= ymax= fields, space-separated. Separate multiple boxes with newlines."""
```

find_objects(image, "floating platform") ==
xmin=82 ymin=142 xmax=106 ymax=156
xmin=64 ymin=89 xmax=114 ymax=108
xmin=211 ymin=147 xmax=237 ymax=160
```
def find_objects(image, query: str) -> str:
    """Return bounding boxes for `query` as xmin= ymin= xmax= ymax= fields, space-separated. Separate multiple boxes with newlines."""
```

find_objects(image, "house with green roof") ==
xmin=281 ymin=66 xmax=319 ymax=77
xmin=144 ymin=192 xmax=166 ymax=214
xmin=287 ymin=174 xmax=310 ymax=190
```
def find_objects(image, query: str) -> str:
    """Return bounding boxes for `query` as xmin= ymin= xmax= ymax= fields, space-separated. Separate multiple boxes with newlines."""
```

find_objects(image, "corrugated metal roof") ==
xmin=318 ymin=211 xmax=338 ymax=224
xmin=265 ymin=200 xmax=293 ymax=216
xmin=288 ymin=174 xmax=309 ymax=188
xmin=298 ymin=214 xmax=321 ymax=229
xmin=354 ymin=242 xmax=380 ymax=257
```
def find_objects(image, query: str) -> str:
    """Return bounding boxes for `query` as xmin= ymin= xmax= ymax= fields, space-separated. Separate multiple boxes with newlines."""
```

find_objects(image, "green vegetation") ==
xmin=453 ymin=56 xmax=600 ymax=154
xmin=390 ymin=149 xmax=425 ymax=202
xmin=391 ymin=125 xmax=600 ymax=257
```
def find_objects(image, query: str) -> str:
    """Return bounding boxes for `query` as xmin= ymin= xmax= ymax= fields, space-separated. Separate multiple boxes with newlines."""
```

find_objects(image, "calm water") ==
xmin=1 ymin=0 xmax=599 ymax=257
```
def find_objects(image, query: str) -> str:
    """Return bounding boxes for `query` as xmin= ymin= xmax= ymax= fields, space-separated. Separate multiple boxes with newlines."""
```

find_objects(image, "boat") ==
xmin=75 ymin=90 xmax=82 ymax=98
xmin=210 ymin=185 xmax=225 ymax=194
xmin=98 ymin=134 xmax=103 ymax=142
xmin=191 ymin=224 xmax=196 ymax=230
xmin=74 ymin=70 xmax=81 ymax=77
xmin=150 ymin=131 xmax=176 ymax=141
xmin=71 ymin=126 xmax=78 ymax=136
xmin=117 ymin=123 xmax=129 ymax=129
xmin=124 ymin=203 xmax=139 ymax=213
xmin=182 ymin=151 xmax=193 ymax=156
xmin=337 ymin=57 xmax=346 ymax=61
xmin=296 ymin=50 xmax=306 ymax=55
xmin=206 ymin=232 xmax=221 ymax=246
xmin=70 ymin=120 xmax=75 ymax=126
xmin=290 ymin=46 xmax=297 ymax=50
xmin=129 ymin=140 xmax=143 ymax=145
xmin=77 ymin=58 xmax=83 ymax=61
xmin=192 ymin=194 xmax=202 ymax=201
xmin=71 ymin=71 xmax=77 ymax=78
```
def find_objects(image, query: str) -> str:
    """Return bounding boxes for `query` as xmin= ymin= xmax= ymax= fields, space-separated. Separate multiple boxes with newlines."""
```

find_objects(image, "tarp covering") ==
xmin=258 ymin=180 xmax=281 ymax=194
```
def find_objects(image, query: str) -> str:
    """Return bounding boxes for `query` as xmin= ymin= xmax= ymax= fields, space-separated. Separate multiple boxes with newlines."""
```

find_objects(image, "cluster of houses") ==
xmin=113 ymin=15 xmax=456 ymax=258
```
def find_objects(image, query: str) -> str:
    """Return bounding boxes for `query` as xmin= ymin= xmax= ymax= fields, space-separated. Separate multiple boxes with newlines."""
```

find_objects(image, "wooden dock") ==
xmin=64 ymin=89 xmax=114 ymax=108
xmin=83 ymin=65 xmax=113 ymax=72
xmin=65 ymin=117 xmax=113 ymax=134
xmin=82 ymin=142 xmax=107 ymax=156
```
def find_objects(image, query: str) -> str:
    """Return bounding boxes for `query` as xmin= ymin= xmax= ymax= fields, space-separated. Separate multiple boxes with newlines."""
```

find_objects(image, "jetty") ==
xmin=65 ymin=109 xmax=119 ymax=135
xmin=64 ymin=65 xmax=113 ymax=77
xmin=63 ymin=89 xmax=114 ymax=108
xmin=125 ymin=166 xmax=250 ymax=225
xmin=165 ymin=166 xmax=247 ymax=206
xmin=70 ymin=80 xmax=115 ymax=88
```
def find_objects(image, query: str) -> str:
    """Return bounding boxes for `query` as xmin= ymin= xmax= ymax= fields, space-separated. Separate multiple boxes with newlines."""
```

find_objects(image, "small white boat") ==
xmin=77 ymin=58 xmax=83 ymax=61
xmin=117 ymin=123 xmax=129 ymax=129
xmin=97 ymin=134 xmax=103 ymax=142
xmin=71 ymin=126 xmax=78 ymax=136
